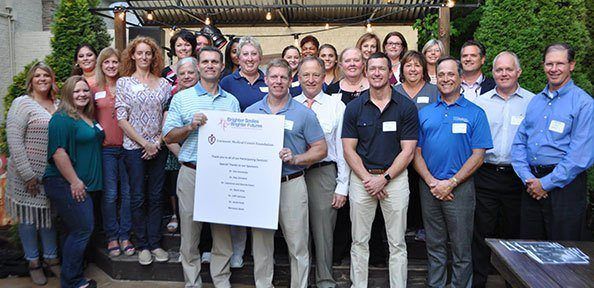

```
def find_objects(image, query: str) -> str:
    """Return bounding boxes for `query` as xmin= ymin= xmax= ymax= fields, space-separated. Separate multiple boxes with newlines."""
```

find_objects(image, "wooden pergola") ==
xmin=91 ymin=0 xmax=480 ymax=54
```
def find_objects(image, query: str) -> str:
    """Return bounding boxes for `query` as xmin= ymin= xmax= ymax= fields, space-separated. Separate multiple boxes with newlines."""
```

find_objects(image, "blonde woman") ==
xmin=6 ymin=62 xmax=60 ymax=285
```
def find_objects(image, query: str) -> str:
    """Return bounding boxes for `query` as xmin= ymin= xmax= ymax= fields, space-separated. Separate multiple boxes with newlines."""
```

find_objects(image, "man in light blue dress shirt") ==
xmin=511 ymin=43 xmax=594 ymax=241
xmin=163 ymin=47 xmax=241 ymax=288
xmin=472 ymin=51 xmax=535 ymax=287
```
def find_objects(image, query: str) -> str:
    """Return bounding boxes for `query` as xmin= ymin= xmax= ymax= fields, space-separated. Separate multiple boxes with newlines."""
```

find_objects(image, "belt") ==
xmin=306 ymin=161 xmax=336 ymax=171
xmin=482 ymin=163 xmax=514 ymax=173
xmin=281 ymin=171 xmax=304 ymax=182
xmin=530 ymin=164 xmax=555 ymax=175
xmin=182 ymin=162 xmax=196 ymax=170
xmin=367 ymin=168 xmax=387 ymax=175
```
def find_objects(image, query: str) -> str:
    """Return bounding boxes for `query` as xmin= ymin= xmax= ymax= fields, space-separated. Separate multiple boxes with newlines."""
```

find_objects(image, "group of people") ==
xmin=4 ymin=26 xmax=593 ymax=288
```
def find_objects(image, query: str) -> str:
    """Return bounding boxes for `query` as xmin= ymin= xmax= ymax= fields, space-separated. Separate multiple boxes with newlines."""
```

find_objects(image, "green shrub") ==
xmin=474 ymin=0 xmax=593 ymax=94
xmin=0 ymin=61 xmax=38 ymax=155
xmin=46 ymin=0 xmax=111 ymax=82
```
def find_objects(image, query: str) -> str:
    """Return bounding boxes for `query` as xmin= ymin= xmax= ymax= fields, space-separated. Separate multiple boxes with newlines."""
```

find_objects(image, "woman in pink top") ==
xmin=92 ymin=47 xmax=135 ymax=257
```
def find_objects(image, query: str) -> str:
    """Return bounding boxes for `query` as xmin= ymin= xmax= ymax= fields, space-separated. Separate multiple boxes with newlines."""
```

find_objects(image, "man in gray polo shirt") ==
xmin=245 ymin=58 xmax=327 ymax=288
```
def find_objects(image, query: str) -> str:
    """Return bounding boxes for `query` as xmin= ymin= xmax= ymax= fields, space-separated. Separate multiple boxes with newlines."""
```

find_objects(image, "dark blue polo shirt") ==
xmin=342 ymin=89 xmax=419 ymax=170
xmin=220 ymin=69 xmax=268 ymax=111
xmin=418 ymin=95 xmax=493 ymax=180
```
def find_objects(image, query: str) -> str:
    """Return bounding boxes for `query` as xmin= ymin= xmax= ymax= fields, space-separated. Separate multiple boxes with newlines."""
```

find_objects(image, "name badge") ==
xmin=94 ymin=91 xmax=106 ymax=100
xmin=331 ymin=93 xmax=342 ymax=99
xmin=95 ymin=123 xmax=104 ymax=131
xmin=291 ymin=81 xmax=300 ymax=88
xmin=259 ymin=86 xmax=269 ymax=93
xmin=510 ymin=115 xmax=524 ymax=126
xmin=382 ymin=121 xmax=397 ymax=132
xmin=417 ymin=96 xmax=430 ymax=104
xmin=284 ymin=120 xmax=294 ymax=131
xmin=548 ymin=120 xmax=565 ymax=133
xmin=452 ymin=123 xmax=467 ymax=134
xmin=131 ymin=84 xmax=145 ymax=93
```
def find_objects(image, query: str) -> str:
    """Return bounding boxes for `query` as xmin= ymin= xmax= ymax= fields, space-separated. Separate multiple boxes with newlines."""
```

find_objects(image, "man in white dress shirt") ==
xmin=294 ymin=56 xmax=349 ymax=288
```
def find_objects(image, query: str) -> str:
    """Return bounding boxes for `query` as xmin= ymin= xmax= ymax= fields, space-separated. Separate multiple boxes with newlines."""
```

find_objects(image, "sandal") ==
xmin=167 ymin=215 xmax=178 ymax=233
xmin=120 ymin=240 xmax=136 ymax=256
xmin=107 ymin=240 xmax=121 ymax=257
xmin=43 ymin=258 xmax=61 ymax=278
xmin=29 ymin=260 xmax=48 ymax=285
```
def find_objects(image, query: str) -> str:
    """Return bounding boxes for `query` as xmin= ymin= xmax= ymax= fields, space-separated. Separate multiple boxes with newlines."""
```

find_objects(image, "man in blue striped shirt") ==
xmin=511 ymin=43 xmax=594 ymax=241
xmin=163 ymin=46 xmax=240 ymax=288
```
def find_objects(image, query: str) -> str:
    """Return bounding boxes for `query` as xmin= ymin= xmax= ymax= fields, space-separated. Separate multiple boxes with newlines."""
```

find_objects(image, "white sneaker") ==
xmin=151 ymin=248 xmax=169 ymax=262
xmin=201 ymin=252 xmax=211 ymax=264
xmin=230 ymin=255 xmax=244 ymax=268
xmin=138 ymin=249 xmax=153 ymax=265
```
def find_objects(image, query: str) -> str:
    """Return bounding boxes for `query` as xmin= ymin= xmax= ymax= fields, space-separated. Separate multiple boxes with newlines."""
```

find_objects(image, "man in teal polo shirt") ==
xmin=163 ymin=46 xmax=240 ymax=288
xmin=414 ymin=56 xmax=492 ymax=288
xmin=245 ymin=58 xmax=327 ymax=288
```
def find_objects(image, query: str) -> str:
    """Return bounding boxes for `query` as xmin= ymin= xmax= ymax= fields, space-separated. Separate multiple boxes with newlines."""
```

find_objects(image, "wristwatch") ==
xmin=384 ymin=173 xmax=392 ymax=182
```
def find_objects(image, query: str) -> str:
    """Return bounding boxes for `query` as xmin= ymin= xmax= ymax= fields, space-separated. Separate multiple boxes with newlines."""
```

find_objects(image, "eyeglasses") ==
xmin=386 ymin=42 xmax=403 ymax=47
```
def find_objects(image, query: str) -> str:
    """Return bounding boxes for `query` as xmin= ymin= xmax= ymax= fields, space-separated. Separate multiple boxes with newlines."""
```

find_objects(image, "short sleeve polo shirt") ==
xmin=220 ymin=69 xmax=268 ymax=111
xmin=245 ymin=95 xmax=325 ymax=176
xmin=341 ymin=89 xmax=419 ymax=170
xmin=418 ymin=95 xmax=493 ymax=180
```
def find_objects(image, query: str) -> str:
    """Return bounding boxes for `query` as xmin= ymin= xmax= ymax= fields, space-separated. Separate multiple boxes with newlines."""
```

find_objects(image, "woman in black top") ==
xmin=325 ymin=47 xmax=369 ymax=105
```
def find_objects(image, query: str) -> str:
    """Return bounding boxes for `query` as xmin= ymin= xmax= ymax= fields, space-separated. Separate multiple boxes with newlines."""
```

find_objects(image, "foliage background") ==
xmin=0 ymin=0 xmax=111 ymax=155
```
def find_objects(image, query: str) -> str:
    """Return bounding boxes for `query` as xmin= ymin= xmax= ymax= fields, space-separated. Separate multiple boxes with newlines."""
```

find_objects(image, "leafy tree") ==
xmin=46 ymin=0 xmax=111 ymax=82
xmin=1 ymin=0 xmax=111 ymax=154
xmin=474 ymin=0 xmax=593 ymax=94
xmin=412 ymin=13 xmax=459 ymax=51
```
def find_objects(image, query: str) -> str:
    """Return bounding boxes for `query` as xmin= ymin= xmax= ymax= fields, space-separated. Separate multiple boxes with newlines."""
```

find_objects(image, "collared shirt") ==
xmin=511 ymin=80 xmax=594 ymax=191
xmin=475 ymin=85 xmax=535 ymax=165
xmin=245 ymin=95 xmax=325 ymax=176
xmin=295 ymin=91 xmax=350 ymax=196
xmin=394 ymin=82 xmax=439 ymax=110
xmin=163 ymin=82 xmax=240 ymax=164
xmin=115 ymin=77 xmax=172 ymax=150
xmin=461 ymin=73 xmax=484 ymax=103
xmin=418 ymin=95 xmax=493 ymax=180
xmin=220 ymin=69 xmax=268 ymax=111
xmin=342 ymin=89 xmax=419 ymax=170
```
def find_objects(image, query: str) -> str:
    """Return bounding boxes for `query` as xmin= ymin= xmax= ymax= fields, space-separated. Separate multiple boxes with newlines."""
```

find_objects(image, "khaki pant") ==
xmin=252 ymin=175 xmax=310 ymax=288
xmin=349 ymin=171 xmax=409 ymax=288
xmin=177 ymin=165 xmax=233 ymax=288
xmin=305 ymin=165 xmax=338 ymax=288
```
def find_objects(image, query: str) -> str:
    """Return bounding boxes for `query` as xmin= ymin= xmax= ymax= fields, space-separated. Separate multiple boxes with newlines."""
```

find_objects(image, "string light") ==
xmin=366 ymin=21 xmax=372 ymax=32
xmin=146 ymin=10 xmax=154 ymax=21
xmin=266 ymin=11 xmax=272 ymax=21
xmin=446 ymin=0 xmax=456 ymax=8
xmin=205 ymin=17 xmax=211 ymax=25
xmin=325 ymin=23 xmax=330 ymax=30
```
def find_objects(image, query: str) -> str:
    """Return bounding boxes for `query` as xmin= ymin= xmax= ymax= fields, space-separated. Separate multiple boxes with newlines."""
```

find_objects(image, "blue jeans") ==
xmin=43 ymin=176 xmax=94 ymax=288
xmin=101 ymin=147 xmax=131 ymax=242
xmin=124 ymin=148 xmax=167 ymax=250
xmin=18 ymin=223 xmax=58 ymax=261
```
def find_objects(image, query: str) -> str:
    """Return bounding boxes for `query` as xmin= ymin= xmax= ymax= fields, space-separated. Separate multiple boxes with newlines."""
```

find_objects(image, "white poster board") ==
xmin=193 ymin=111 xmax=284 ymax=229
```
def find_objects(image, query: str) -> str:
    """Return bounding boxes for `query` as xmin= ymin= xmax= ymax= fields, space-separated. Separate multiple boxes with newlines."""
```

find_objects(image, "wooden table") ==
xmin=486 ymin=238 xmax=594 ymax=288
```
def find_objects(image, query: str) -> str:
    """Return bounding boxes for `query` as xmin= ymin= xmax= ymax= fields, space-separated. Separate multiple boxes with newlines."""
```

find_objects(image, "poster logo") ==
xmin=208 ymin=134 xmax=216 ymax=145
xmin=218 ymin=118 xmax=229 ymax=130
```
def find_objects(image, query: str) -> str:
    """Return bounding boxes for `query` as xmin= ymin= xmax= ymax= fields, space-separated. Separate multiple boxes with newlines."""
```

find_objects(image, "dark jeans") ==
xmin=472 ymin=165 xmax=522 ymax=287
xmin=421 ymin=178 xmax=475 ymax=288
xmin=101 ymin=146 xmax=131 ymax=242
xmin=124 ymin=148 xmax=167 ymax=250
xmin=407 ymin=165 xmax=423 ymax=231
xmin=44 ymin=176 xmax=94 ymax=288
xmin=521 ymin=167 xmax=589 ymax=241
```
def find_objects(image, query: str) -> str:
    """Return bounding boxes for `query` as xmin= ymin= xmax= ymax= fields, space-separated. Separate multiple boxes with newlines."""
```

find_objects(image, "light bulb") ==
xmin=325 ymin=23 xmax=330 ymax=30
xmin=446 ymin=0 xmax=456 ymax=8
xmin=266 ymin=11 xmax=272 ymax=21
xmin=205 ymin=17 xmax=211 ymax=25
xmin=366 ymin=22 xmax=372 ymax=32
xmin=146 ymin=11 xmax=154 ymax=21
